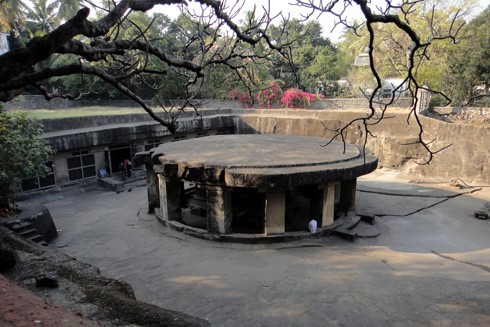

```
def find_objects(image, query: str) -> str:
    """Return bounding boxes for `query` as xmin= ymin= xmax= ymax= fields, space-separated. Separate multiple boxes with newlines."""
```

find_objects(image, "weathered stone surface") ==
xmin=157 ymin=134 xmax=360 ymax=167
xmin=1 ymin=226 xmax=211 ymax=327
xmin=43 ymin=114 xmax=237 ymax=152
xmin=150 ymin=134 xmax=377 ymax=237
xmin=351 ymin=221 xmax=381 ymax=238
xmin=145 ymin=162 xmax=160 ymax=214
xmin=322 ymin=183 xmax=336 ymax=227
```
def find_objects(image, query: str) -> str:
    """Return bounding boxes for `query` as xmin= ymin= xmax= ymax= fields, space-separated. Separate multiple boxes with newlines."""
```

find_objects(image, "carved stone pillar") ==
xmin=146 ymin=163 xmax=159 ymax=214
xmin=322 ymin=183 xmax=336 ymax=227
xmin=206 ymin=186 xmax=233 ymax=234
xmin=264 ymin=188 xmax=285 ymax=235
xmin=158 ymin=174 xmax=183 ymax=222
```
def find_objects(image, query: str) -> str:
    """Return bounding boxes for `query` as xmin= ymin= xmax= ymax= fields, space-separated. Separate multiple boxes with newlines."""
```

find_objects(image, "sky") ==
xmin=155 ymin=0 xmax=489 ymax=43
xmin=85 ymin=0 xmax=489 ymax=43
xmin=159 ymin=0 xmax=361 ymax=42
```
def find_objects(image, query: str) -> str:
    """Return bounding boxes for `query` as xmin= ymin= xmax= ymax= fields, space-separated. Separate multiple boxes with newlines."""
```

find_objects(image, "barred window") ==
xmin=67 ymin=152 xmax=96 ymax=181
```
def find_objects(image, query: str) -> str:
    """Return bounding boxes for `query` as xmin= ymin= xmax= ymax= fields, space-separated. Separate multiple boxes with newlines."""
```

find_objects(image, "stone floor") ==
xmin=22 ymin=169 xmax=490 ymax=327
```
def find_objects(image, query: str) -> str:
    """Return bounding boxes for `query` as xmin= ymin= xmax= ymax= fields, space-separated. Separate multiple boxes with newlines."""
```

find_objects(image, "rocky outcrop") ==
xmin=0 ymin=226 xmax=210 ymax=327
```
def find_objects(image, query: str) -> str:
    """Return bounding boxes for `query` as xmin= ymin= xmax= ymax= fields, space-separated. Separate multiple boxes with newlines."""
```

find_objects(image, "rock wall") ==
xmin=231 ymin=109 xmax=489 ymax=184
xmin=0 ymin=226 xmax=211 ymax=326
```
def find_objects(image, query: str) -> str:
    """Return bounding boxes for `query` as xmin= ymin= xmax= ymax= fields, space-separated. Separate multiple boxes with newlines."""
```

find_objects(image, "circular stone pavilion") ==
xmin=142 ymin=134 xmax=377 ymax=240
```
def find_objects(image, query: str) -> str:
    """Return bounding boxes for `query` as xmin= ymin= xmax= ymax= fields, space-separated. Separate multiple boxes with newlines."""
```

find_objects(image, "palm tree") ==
xmin=25 ymin=0 xmax=59 ymax=35
xmin=22 ymin=0 xmax=80 ymax=36
xmin=54 ymin=0 xmax=80 ymax=25
xmin=0 ymin=0 xmax=26 ymax=32
xmin=0 ymin=0 xmax=28 ymax=49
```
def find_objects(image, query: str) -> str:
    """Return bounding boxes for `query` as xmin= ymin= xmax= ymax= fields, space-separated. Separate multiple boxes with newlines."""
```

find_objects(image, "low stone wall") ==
xmin=43 ymin=115 xmax=237 ymax=152
xmin=3 ymin=95 xmax=414 ymax=110
xmin=2 ymin=95 xmax=144 ymax=110
xmin=38 ymin=109 xmax=235 ymax=133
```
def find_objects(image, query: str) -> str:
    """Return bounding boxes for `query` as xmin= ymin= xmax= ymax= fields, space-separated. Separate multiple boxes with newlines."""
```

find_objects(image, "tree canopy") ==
xmin=0 ymin=111 xmax=52 ymax=209
xmin=444 ymin=5 xmax=490 ymax=105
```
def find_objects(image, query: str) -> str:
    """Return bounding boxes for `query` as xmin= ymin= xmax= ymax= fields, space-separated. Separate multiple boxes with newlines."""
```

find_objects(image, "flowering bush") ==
xmin=228 ymin=82 xmax=325 ymax=109
xmin=281 ymin=88 xmax=324 ymax=108
xmin=239 ymin=92 xmax=252 ymax=107
xmin=227 ymin=89 xmax=252 ymax=107
xmin=256 ymin=81 xmax=283 ymax=108
xmin=227 ymin=89 xmax=242 ymax=100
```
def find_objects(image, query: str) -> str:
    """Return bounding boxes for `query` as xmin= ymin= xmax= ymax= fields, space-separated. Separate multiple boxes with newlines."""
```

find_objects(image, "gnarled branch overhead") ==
xmin=292 ymin=0 xmax=469 ymax=164
xmin=0 ymin=0 xmax=479 ymax=164
xmin=0 ymin=0 xmax=289 ymax=131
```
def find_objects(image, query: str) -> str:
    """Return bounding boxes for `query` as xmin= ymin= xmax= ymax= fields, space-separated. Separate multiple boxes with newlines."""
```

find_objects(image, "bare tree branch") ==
xmin=293 ymin=0 xmax=463 ymax=164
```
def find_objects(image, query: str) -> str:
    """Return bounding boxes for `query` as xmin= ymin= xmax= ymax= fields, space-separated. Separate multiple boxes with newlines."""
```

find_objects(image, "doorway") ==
xmin=105 ymin=144 xmax=131 ymax=176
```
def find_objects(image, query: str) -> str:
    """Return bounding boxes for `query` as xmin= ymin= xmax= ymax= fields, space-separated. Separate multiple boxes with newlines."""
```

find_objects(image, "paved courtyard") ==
xmin=35 ymin=169 xmax=490 ymax=326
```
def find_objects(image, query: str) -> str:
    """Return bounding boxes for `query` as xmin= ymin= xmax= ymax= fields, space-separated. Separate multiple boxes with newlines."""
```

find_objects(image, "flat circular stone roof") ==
xmin=156 ymin=134 xmax=359 ymax=168
xmin=153 ymin=134 xmax=377 ymax=187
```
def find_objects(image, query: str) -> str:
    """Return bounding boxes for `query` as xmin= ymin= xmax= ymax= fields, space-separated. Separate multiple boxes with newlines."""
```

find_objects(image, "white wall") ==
xmin=0 ymin=33 xmax=9 ymax=55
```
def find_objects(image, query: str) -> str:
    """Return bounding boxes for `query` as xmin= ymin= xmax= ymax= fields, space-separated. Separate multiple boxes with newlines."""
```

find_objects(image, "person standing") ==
xmin=119 ymin=161 xmax=127 ymax=181
xmin=126 ymin=159 xmax=132 ymax=178
xmin=124 ymin=158 xmax=132 ymax=179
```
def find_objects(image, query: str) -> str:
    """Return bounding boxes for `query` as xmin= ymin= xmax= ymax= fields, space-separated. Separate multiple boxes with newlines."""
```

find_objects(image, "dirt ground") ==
xmin=2 ymin=168 xmax=490 ymax=326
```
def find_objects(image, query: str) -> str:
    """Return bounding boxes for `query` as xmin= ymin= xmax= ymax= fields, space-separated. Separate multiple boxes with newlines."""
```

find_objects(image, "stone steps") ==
xmin=333 ymin=212 xmax=380 ymax=241
xmin=2 ymin=221 xmax=48 ymax=246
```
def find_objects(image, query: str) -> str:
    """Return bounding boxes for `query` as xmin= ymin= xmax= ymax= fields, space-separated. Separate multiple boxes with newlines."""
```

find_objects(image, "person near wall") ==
xmin=124 ymin=159 xmax=132 ymax=178
xmin=119 ymin=162 xmax=127 ymax=181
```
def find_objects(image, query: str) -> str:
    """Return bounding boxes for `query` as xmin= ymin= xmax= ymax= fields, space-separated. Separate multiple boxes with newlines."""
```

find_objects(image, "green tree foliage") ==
xmin=0 ymin=111 xmax=52 ymax=209
xmin=267 ymin=19 xmax=344 ymax=94
xmin=444 ymin=5 xmax=490 ymax=105
xmin=0 ymin=0 xmax=28 ymax=49
xmin=337 ymin=0 xmax=478 ymax=96
xmin=25 ymin=0 xmax=60 ymax=35
xmin=0 ymin=0 xmax=26 ymax=32
xmin=0 ymin=1 xmax=344 ymax=100
xmin=1 ymin=0 xmax=81 ymax=36
xmin=34 ymin=9 xmax=259 ymax=100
